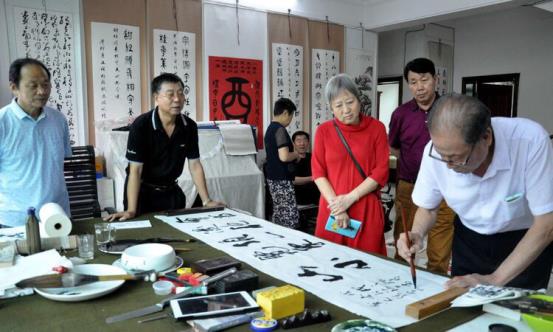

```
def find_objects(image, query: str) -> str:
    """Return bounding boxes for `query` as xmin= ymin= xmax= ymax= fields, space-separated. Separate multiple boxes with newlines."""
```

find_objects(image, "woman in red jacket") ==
xmin=312 ymin=74 xmax=389 ymax=255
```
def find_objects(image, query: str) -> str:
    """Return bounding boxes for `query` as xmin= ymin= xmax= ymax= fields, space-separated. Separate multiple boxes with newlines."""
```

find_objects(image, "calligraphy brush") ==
xmin=15 ymin=272 xmax=150 ymax=288
xmin=399 ymin=204 xmax=417 ymax=289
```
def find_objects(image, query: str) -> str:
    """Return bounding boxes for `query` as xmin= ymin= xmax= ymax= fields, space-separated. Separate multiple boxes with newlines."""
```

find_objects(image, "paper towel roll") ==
xmin=38 ymin=203 xmax=72 ymax=238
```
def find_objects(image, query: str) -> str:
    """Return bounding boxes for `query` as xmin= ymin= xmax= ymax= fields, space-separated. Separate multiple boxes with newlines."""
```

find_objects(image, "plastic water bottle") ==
xmin=25 ymin=207 xmax=41 ymax=254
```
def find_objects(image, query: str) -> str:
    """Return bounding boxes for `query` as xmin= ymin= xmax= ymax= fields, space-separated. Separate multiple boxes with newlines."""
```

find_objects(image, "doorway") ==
xmin=462 ymin=73 xmax=520 ymax=117
xmin=377 ymin=76 xmax=403 ymax=132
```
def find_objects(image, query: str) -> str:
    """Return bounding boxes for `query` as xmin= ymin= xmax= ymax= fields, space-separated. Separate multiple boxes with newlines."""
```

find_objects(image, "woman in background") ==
xmin=312 ymin=74 xmax=389 ymax=254
xmin=264 ymin=97 xmax=300 ymax=229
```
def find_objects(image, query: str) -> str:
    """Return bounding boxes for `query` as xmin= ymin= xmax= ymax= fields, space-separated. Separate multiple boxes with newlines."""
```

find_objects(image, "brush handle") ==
xmin=398 ymin=203 xmax=417 ymax=288
xmin=97 ymin=274 xmax=137 ymax=282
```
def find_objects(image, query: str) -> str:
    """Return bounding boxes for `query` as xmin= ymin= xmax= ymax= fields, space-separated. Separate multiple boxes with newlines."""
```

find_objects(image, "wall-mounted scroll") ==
xmin=91 ymin=22 xmax=141 ymax=123
xmin=311 ymin=49 xmax=339 ymax=144
xmin=435 ymin=66 xmax=449 ymax=96
xmin=153 ymin=29 xmax=196 ymax=120
xmin=13 ymin=6 xmax=82 ymax=145
xmin=346 ymin=48 xmax=375 ymax=117
xmin=272 ymin=43 xmax=304 ymax=135
xmin=157 ymin=208 xmax=448 ymax=328
xmin=208 ymin=56 xmax=263 ymax=147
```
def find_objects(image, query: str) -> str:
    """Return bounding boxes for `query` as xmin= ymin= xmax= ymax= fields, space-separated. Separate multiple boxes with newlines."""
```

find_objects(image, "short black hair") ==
xmin=151 ymin=73 xmax=184 ymax=94
xmin=9 ymin=58 xmax=51 ymax=87
xmin=273 ymin=97 xmax=296 ymax=116
xmin=403 ymin=58 xmax=435 ymax=81
xmin=292 ymin=130 xmax=310 ymax=142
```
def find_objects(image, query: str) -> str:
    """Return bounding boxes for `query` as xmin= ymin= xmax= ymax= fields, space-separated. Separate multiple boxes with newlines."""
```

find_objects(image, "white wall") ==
xmin=378 ymin=6 xmax=553 ymax=133
xmin=362 ymin=0 xmax=514 ymax=30
xmin=446 ymin=6 xmax=553 ymax=133
xmin=0 ymin=3 xmax=11 ymax=105
xmin=208 ymin=0 xmax=367 ymax=27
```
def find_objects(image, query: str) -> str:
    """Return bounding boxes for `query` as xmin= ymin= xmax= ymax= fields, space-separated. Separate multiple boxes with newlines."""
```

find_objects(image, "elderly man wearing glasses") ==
xmin=397 ymin=93 xmax=553 ymax=290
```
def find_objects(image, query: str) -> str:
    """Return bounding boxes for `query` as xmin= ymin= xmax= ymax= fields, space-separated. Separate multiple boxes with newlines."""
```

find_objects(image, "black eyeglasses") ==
xmin=428 ymin=142 xmax=475 ymax=167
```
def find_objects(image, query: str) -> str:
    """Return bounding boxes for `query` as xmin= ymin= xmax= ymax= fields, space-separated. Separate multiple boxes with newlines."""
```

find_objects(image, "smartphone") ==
xmin=170 ymin=291 xmax=259 ymax=320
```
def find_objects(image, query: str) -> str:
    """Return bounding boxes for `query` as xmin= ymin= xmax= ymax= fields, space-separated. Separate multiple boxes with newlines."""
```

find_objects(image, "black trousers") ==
xmin=123 ymin=178 xmax=186 ymax=215
xmin=451 ymin=216 xmax=553 ymax=289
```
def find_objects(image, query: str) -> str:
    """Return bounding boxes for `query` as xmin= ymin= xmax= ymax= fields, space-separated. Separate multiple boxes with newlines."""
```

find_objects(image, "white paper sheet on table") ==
xmin=156 ymin=209 xmax=449 ymax=328
xmin=109 ymin=220 xmax=151 ymax=230
xmin=0 ymin=249 xmax=65 ymax=293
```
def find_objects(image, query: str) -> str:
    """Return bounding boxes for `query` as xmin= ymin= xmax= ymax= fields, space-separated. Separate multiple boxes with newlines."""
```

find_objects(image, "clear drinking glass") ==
xmin=94 ymin=223 xmax=116 ymax=246
xmin=78 ymin=234 xmax=94 ymax=260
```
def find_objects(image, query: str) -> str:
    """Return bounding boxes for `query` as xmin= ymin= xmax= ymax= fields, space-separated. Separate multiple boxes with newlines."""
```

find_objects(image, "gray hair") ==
xmin=325 ymin=73 xmax=361 ymax=105
xmin=427 ymin=93 xmax=491 ymax=145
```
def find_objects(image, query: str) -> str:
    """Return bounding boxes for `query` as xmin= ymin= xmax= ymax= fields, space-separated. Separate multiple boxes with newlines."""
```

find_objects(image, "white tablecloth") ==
xmin=101 ymin=129 xmax=264 ymax=218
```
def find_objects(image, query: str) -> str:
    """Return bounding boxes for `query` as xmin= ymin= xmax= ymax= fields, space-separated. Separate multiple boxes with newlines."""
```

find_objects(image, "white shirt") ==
xmin=0 ymin=99 xmax=71 ymax=226
xmin=413 ymin=117 xmax=553 ymax=234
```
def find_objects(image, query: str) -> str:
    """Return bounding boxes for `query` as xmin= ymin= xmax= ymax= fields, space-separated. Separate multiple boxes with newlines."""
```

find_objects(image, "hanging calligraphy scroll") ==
xmin=13 ymin=6 xmax=83 ymax=145
xmin=91 ymin=22 xmax=141 ymax=123
xmin=272 ymin=43 xmax=304 ymax=135
xmin=208 ymin=56 xmax=263 ymax=147
xmin=346 ymin=48 xmax=375 ymax=117
xmin=311 ymin=49 xmax=339 ymax=145
xmin=435 ymin=66 xmax=449 ymax=96
xmin=156 ymin=209 xmax=448 ymax=328
xmin=153 ymin=29 xmax=196 ymax=120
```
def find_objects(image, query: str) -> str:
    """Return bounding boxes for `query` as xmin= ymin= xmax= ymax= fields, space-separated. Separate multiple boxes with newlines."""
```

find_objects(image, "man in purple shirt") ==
xmin=388 ymin=58 xmax=455 ymax=274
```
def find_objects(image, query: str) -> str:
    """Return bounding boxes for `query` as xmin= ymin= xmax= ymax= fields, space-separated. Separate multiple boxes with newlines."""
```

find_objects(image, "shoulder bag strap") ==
xmin=333 ymin=120 xmax=367 ymax=179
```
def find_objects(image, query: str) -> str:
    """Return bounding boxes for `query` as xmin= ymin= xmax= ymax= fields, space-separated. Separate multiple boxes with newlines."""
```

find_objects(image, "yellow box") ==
xmin=256 ymin=285 xmax=304 ymax=320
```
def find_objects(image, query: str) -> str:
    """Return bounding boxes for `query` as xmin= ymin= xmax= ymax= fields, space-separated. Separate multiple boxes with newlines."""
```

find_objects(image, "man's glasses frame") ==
xmin=428 ymin=142 xmax=475 ymax=167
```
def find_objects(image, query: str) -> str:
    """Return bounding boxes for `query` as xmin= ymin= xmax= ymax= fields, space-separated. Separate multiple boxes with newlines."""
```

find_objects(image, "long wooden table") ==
xmin=1 ymin=216 xmax=481 ymax=331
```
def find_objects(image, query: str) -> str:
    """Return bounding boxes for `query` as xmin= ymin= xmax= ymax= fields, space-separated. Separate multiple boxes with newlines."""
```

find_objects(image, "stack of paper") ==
xmin=218 ymin=124 xmax=256 ymax=155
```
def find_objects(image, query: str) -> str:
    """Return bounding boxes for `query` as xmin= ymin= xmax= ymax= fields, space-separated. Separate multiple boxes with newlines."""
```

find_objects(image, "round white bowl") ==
xmin=120 ymin=243 xmax=176 ymax=272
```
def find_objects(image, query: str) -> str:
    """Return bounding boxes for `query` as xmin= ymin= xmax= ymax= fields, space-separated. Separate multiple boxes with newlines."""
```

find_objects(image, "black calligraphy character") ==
xmin=331 ymin=258 xmax=370 ymax=270
xmin=193 ymin=223 xmax=223 ymax=234
xmin=211 ymin=213 xmax=235 ymax=219
xmin=228 ymin=220 xmax=262 ymax=230
xmin=219 ymin=234 xmax=260 ymax=247
xmin=287 ymin=239 xmax=325 ymax=252
xmin=175 ymin=216 xmax=206 ymax=223
xmin=297 ymin=266 xmax=343 ymax=282
xmin=265 ymin=232 xmax=285 ymax=238
xmin=253 ymin=247 xmax=295 ymax=260
xmin=221 ymin=77 xmax=251 ymax=123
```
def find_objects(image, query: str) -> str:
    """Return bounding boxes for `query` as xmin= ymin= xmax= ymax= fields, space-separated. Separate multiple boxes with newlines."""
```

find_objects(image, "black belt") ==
xmin=141 ymin=181 xmax=178 ymax=192
xmin=399 ymin=178 xmax=417 ymax=184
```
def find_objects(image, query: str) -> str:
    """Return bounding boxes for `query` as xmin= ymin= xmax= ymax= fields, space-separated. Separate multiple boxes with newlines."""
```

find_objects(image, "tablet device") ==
xmin=170 ymin=291 xmax=259 ymax=320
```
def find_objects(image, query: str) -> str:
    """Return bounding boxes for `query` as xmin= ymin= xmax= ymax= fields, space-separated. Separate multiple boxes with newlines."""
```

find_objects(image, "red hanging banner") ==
xmin=208 ymin=56 xmax=263 ymax=147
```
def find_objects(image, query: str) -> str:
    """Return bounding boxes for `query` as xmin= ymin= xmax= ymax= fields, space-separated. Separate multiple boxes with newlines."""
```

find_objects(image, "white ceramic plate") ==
xmin=34 ymin=264 xmax=126 ymax=302
xmin=112 ymin=256 xmax=183 ymax=274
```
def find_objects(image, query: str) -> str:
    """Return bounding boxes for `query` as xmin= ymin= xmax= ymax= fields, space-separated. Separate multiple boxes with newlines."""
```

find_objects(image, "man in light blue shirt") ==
xmin=0 ymin=58 xmax=72 ymax=227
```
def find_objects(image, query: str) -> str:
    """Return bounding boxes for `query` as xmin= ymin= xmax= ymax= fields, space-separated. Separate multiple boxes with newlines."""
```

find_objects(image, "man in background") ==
xmin=0 ymin=58 xmax=72 ymax=227
xmin=292 ymin=130 xmax=320 ymax=206
xmin=388 ymin=58 xmax=455 ymax=273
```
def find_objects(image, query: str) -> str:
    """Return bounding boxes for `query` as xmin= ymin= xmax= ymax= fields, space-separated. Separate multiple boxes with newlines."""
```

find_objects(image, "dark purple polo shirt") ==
xmin=388 ymin=98 xmax=433 ymax=182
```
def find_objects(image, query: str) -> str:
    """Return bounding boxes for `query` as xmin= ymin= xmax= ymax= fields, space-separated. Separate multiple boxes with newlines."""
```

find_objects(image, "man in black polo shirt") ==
xmin=292 ymin=131 xmax=320 ymax=205
xmin=106 ymin=73 xmax=221 ymax=220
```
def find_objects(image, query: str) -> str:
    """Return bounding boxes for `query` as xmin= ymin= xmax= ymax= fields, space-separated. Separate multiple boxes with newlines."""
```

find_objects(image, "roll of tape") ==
xmin=250 ymin=318 xmax=278 ymax=332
